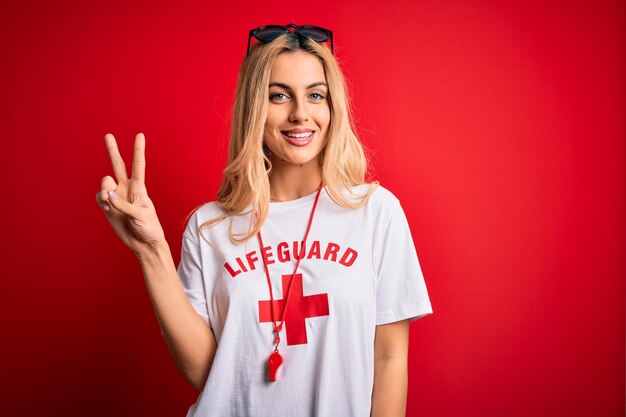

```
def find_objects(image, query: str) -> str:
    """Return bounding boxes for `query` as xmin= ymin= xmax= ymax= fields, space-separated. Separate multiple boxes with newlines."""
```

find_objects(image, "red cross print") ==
xmin=258 ymin=273 xmax=329 ymax=345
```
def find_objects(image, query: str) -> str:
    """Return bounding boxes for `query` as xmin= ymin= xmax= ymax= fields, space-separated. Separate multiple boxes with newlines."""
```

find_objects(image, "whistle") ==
xmin=268 ymin=351 xmax=283 ymax=382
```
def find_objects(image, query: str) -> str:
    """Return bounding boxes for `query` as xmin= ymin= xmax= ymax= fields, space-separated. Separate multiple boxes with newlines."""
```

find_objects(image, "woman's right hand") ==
xmin=95 ymin=133 xmax=166 ymax=258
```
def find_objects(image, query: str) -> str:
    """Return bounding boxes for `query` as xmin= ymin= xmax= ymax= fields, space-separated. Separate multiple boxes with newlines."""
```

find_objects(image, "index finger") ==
xmin=132 ymin=133 xmax=146 ymax=183
xmin=104 ymin=133 xmax=129 ymax=182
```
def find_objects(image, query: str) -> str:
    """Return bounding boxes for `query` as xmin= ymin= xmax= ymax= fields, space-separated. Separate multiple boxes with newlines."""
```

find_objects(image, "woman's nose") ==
xmin=289 ymin=98 xmax=309 ymax=122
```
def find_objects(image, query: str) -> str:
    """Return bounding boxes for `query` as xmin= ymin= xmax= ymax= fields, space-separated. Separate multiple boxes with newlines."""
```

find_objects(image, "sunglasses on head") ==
xmin=246 ymin=24 xmax=334 ymax=56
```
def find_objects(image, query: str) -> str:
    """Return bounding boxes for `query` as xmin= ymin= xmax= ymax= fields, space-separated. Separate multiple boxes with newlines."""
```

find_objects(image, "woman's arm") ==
xmin=138 ymin=240 xmax=217 ymax=391
xmin=96 ymin=133 xmax=217 ymax=391
xmin=371 ymin=319 xmax=410 ymax=417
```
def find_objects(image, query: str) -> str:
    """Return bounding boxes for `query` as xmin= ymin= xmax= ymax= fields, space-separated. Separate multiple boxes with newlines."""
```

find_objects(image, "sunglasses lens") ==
xmin=298 ymin=27 xmax=329 ymax=42
xmin=254 ymin=27 xmax=286 ymax=42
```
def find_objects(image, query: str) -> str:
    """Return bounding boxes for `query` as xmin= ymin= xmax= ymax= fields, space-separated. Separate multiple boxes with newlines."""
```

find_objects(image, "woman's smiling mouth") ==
xmin=281 ymin=130 xmax=315 ymax=146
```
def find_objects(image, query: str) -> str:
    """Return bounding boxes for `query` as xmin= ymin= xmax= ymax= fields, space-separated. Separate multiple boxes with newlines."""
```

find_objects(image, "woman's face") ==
xmin=263 ymin=51 xmax=331 ymax=168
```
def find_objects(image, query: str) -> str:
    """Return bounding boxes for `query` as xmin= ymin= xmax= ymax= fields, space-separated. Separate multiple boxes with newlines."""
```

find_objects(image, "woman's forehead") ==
xmin=269 ymin=52 xmax=326 ymax=85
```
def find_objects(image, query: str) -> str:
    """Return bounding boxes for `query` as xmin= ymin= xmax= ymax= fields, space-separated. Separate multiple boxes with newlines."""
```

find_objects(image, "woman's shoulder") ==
xmin=183 ymin=201 xmax=222 ymax=224
xmin=181 ymin=200 xmax=234 ymax=240
xmin=192 ymin=200 xmax=230 ymax=220
xmin=342 ymin=182 xmax=401 ymax=208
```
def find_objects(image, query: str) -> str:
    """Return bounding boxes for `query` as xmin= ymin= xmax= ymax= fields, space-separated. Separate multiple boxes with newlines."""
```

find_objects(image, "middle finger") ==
xmin=132 ymin=133 xmax=146 ymax=183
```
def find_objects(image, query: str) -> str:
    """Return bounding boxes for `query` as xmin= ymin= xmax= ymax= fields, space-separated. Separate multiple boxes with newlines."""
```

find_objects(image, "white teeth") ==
xmin=284 ymin=131 xmax=313 ymax=138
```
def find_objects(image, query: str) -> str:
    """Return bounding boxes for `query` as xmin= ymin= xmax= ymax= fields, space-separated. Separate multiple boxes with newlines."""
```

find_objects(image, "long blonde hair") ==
xmin=195 ymin=33 xmax=378 ymax=245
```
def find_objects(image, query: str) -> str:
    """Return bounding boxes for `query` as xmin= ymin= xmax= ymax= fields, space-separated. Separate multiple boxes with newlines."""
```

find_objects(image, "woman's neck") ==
xmin=269 ymin=158 xmax=322 ymax=202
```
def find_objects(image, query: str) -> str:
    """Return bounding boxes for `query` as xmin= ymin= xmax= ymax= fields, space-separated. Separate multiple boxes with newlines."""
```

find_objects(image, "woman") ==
xmin=95 ymin=24 xmax=432 ymax=417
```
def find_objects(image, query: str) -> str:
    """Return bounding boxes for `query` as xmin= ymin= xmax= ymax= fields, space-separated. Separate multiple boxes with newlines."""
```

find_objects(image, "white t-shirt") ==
xmin=176 ymin=183 xmax=433 ymax=417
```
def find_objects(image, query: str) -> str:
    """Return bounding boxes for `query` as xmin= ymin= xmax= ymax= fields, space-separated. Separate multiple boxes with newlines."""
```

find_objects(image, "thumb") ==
xmin=108 ymin=189 xmax=142 ymax=219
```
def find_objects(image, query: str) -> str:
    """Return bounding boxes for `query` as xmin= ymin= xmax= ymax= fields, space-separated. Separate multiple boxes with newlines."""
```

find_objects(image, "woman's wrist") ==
xmin=136 ymin=239 xmax=171 ymax=265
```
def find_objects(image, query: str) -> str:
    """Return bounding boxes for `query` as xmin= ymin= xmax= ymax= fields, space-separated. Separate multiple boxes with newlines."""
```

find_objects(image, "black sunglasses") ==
xmin=246 ymin=24 xmax=334 ymax=56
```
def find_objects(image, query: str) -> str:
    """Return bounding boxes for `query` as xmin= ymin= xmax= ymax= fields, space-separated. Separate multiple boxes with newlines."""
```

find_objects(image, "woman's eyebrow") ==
xmin=268 ymin=81 xmax=328 ymax=90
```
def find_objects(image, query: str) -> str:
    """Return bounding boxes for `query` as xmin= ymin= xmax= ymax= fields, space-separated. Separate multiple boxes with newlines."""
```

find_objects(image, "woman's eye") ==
xmin=310 ymin=93 xmax=324 ymax=100
xmin=270 ymin=93 xmax=287 ymax=100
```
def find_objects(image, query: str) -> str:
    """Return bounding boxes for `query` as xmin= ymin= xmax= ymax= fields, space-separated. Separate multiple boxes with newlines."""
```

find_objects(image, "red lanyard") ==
xmin=256 ymin=181 xmax=324 ymax=381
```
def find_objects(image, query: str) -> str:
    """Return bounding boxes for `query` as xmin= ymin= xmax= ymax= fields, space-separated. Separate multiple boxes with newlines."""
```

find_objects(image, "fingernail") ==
xmin=101 ymin=203 xmax=110 ymax=211
xmin=110 ymin=190 xmax=118 ymax=201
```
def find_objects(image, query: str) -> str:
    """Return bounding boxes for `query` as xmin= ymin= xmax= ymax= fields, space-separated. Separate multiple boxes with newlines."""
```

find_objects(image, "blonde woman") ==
xmin=96 ymin=24 xmax=432 ymax=417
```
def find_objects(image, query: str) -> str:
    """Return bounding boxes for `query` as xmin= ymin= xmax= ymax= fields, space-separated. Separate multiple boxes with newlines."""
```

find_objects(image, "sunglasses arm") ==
xmin=246 ymin=31 xmax=253 ymax=56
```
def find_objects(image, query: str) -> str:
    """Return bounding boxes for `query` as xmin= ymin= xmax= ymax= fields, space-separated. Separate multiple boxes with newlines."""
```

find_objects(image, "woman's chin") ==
xmin=273 ymin=154 xmax=319 ymax=168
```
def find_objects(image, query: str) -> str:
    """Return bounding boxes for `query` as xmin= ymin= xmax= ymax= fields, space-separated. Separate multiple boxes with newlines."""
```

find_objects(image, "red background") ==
xmin=1 ymin=1 xmax=624 ymax=416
